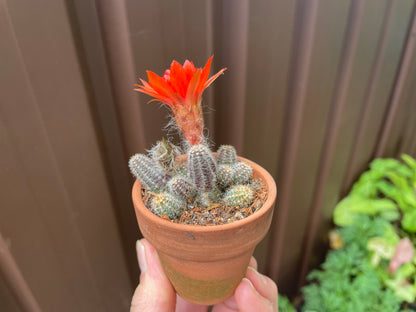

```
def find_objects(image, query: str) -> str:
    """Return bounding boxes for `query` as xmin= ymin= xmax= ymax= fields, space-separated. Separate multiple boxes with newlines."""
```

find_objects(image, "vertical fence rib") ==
xmin=375 ymin=2 xmax=416 ymax=157
xmin=342 ymin=0 xmax=397 ymax=193
xmin=95 ymin=0 xmax=146 ymax=155
xmin=205 ymin=1 xmax=215 ymax=138
xmin=265 ymin=0 xmax=319 ymax=281
xmin=217 ymin=0 xmax=249 ymax=153
xmin=0 ymin=233 xmax=42 ymax=312
xmin=297 ymin=0 xmax=365 ymax=288
xmin=398 ymin=72 xmax=416 ymax=155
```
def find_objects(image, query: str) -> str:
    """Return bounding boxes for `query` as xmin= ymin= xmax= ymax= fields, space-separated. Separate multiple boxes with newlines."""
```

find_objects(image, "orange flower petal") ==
xmin=169 ymin=60 xmax=188 ymax=98
xmin=195 ymin=56 xmax=213 ymax=97
xmin=147 ymin=71 xmax=175 ymax=100
xmin=204 ymin=67 xmax=227 ymax=89
xmin=183 ymin=60 xmax=196 ymax=83
xmin=186 ymin=69 xmax=201 ymax=105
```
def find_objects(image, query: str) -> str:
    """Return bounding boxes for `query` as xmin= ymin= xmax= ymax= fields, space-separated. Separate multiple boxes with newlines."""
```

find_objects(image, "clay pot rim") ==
xmin=132 ymin=156 xmax=276 ymax=233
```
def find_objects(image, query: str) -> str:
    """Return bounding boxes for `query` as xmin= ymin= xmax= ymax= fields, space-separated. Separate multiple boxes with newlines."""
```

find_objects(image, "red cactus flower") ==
xmin=135 ymin=56 xmax=226 ymax=145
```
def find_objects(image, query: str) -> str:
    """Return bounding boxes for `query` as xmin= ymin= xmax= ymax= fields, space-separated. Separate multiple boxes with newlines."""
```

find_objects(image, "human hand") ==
xmin=130 ymin=239 xmax=278 ymax=312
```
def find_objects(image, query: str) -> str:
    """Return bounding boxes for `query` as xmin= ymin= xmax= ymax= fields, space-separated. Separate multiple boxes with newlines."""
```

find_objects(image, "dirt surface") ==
xmin=141 ymin=178 xmax=268 ymax=226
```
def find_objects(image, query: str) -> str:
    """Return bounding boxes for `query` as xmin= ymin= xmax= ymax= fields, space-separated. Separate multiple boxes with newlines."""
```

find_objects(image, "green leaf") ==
xmin=350 ymin=198 xmax=397 ymax=215
xmin=385 ymin=171 xmax=409 ymax=192
xmin=367 ymin=237 xmax=395 ymax=266
xmin=402 ymin=210 xmax=416 ymax=233
xmin=278 ymin=295 xmax=296 ymax=312
xmin=379 ymin=209 xmax=400 ymax=222
xmin=333 ymin=197 xmax=358 ymax=226
xmin=395 ymin=262 xmax=415 ymax=280
xmin=401 ymin=154 xmax=416 ymax=185
xmin=401 ymin=189 xmax=416 ymax=210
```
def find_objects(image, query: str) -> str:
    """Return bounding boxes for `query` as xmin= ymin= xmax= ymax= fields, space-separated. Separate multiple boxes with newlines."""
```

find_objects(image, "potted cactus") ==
xmin=129 ymin=56 xmax=277 ymax=305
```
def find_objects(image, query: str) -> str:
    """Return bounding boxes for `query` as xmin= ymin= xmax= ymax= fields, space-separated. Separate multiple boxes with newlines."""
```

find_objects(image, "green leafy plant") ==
xmin=302 ymin=216 xmax=402 ymax=312
xmin=301 ymin=155 xmax=416 ymax=311
xmin=279 ymin=294 xmax=296 ymax=312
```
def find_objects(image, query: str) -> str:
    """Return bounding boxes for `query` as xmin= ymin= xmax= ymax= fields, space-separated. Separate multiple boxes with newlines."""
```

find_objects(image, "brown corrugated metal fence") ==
xmin=1 ymin=0 xmax=416 ymax=310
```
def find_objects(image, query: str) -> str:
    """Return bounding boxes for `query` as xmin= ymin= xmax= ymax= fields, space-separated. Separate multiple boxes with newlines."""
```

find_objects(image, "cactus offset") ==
xmin=168 ymin=176 xmax=196 ymax=199
xmin=217 ymin=165 xmax=234 ymax=188
xmin=129 ymin=154 xmax=170 ymax=192
xmin=223 ymin=184 xmax=254 ymax=207
xmin=217 ymin=162 xmax=253 ymax=188
xmin=231 ymin=162 xmax=252 ymax=185
xmin=151 ymin=192 xmax=185 ymax=219
xmin=188 ymin=144 xmax=217 ymax=191
xmin=217 ymin=145 xmax=238 ymax=165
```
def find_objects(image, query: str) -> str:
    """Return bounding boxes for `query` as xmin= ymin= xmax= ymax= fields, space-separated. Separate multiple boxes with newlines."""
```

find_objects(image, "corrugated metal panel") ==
xmin=0 ymin=0 xmax=132 ymax=310
xmin=1 ymin=0 xmax=416 ymax=309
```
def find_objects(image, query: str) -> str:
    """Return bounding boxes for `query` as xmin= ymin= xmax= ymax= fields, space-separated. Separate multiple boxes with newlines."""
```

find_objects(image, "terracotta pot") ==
xmin=132 ymin=156 xmax=276 ymax=305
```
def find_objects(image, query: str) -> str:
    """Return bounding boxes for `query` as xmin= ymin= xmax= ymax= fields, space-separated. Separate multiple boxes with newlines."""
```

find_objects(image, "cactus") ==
xmin=129 ymin=153 xmax=170 ymax=192
xmin=231 ymin=162 xmax=252 ymax=185
xmin=168 ymin=176 xmax=196 ymax=199
xmin=148 ymin=138 xmax=182 ymax=172
xmin=217 ymin=162 xmax=253 ymax=188
xmin=217 ymin=165 xmax=234 ymax=188
xmin=217 ymin=145 xmax=238 ymax=165
xmin=188 ymin=144 xmax=217 ymax=191
xmin=223 ymin=184 xmax=254 ymax=207
xmin=151 ymin=192 xmax=185 ymax=219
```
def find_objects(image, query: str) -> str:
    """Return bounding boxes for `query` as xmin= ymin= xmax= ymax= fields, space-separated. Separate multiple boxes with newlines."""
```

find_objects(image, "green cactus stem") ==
xmin=168 ymin=176 xmax=196 ymax=199
xmin=217 ymin=145 xmax=238 ymax=165
xmin=232 ymin=162 xmax=253 ymax=185
xmin=129 ymin=153 xmax=170 ymax=192
xmin=151 ymin=192 xmax=185 ymax=219
xmin=217 ymin=165 xmax=234 ymax=188
xmin=187 ymin=144 xmax=217 ymax=191
xmin=217 ymin=162 xmax=253 ymax=188
xmin=223 ymin=184 xmax=254 ymax=207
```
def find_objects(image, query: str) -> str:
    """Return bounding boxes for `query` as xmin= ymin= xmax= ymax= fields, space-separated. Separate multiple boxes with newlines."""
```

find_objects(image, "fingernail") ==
xmin=136 ymin=240 xmax=147 ymax=273
xmin=242 ymin=278 xmax=261 ymax=297
xmin=248 ymin=266 xmax=267 ymax=285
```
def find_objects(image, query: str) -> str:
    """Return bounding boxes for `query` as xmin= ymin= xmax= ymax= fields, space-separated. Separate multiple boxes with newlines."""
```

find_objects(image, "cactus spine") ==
xmin=223 ymin=184 xmax=254 ymax=207
xmin=217 ymin=145 xmax=238 ymax=165
xmin=151 ymin=192 xmax=185 ymax=218
xmin=187 ymin=144 xmax=217 ymax=191
xmin=129 ymin=154 xmax=170 ymax=192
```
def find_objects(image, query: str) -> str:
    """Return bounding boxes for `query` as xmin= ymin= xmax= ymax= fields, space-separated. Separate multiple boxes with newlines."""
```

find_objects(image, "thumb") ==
xmin=130 ymin=239 xmax=176 ymax=312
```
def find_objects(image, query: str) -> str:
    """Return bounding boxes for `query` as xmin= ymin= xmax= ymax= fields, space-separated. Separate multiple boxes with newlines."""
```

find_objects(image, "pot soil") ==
xmin=132 ymin=156 xmax=277 ymax=305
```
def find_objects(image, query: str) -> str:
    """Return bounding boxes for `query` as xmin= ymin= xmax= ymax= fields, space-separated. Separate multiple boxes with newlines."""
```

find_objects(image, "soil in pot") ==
xmin=141 ymin=176 xmax=268 ymax=226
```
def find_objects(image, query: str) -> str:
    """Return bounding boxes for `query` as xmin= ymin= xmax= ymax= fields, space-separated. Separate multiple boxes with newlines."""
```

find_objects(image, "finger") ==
xmin=211 ymin=258 xmax=261 ymax=312
xmin=175 ymin=294 xmax=208 ymax=312
xmin=211 ymin=294 xmax=239 ymax=312
xmin=248 ymin=256 xmax=258 ymax=271
xmin=131 ymin=239 xmax=176 ymax=312
xmin=234 ymin=278 xmax=276 ymax=312
xmin=245 ymin=267 xmax=278 ymax=305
